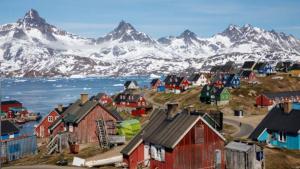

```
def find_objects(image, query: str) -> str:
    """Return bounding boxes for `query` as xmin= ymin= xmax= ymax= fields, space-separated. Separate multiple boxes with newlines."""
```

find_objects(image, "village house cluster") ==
xmin=0 ymin=60 xmax=299 ymax=168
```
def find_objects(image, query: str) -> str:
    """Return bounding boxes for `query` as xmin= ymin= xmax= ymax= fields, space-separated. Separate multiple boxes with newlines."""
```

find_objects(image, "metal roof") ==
xmin=121 ymin=108 xmax=226 ymax=155
xmin=1 ymin=120 xmax=20 ymax=135
xmin=249 ymin=104 xmax=300 ymax=140
xmin=225 ymin=141 xmax=252 ymax=152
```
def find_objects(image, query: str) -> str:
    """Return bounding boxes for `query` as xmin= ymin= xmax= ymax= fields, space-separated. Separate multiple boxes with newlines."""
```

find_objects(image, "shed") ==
xmin=225 ymin=141 xmax=264 ymax=169
xmin=1 ymin=120 xmax=20 ymax=140
xmin=234 ymin=110 xmax=244 ymax=117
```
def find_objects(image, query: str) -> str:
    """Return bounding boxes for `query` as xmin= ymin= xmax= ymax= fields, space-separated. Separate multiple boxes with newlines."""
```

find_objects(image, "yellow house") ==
xmin=289 ymin=63 xmax=300 ymax=77
xmin=290 ymin=70 xmax=300 ymax=77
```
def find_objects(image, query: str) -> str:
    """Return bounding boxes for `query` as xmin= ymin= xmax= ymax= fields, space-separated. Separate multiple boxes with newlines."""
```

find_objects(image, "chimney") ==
xmin=57 ymin=104 xmax=63 ymax=112
xmin=166 ymin=103 xmax=179 ymax=120
xmin=184 ymin=105 xmax=195 ymax=114
xmin=80 ymin=93 xmax=89 ymax=105
xmin=283 ymin=101 xmax=292 ymax=114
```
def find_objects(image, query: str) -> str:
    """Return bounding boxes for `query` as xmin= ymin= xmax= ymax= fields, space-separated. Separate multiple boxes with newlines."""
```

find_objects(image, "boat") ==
xmin=15 ymin=118 xmax=26 ymax=125
xmin=27 ymin=112 xmax=42 ymax=121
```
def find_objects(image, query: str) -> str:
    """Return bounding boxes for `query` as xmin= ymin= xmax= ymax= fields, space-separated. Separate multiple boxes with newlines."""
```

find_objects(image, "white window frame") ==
xmin=278 ymin=131 xmax=287 ymax=142
xmin=48 ymin=116 xmax=53 ymax=122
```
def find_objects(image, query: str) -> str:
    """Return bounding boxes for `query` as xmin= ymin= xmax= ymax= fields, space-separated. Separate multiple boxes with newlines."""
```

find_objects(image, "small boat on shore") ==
xmin=27 ymin=112 xmax=42 ymax=121
xmin=15 ymin=118 xmax=26 ymax=125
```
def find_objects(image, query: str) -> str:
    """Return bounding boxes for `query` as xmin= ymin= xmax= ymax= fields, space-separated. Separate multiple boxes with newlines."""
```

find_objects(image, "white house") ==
xmin=124 ymin=80 xmax=139 ymax=90
xmin=188 ymin=73 xmax=208 ymax=87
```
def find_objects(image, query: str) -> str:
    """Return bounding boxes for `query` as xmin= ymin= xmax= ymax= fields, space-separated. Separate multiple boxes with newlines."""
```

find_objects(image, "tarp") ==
xmin=117 ymin=119 xmax=141 ymax=139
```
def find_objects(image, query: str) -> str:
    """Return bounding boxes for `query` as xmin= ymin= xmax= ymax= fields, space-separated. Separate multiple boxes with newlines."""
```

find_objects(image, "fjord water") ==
xmin=1 ymin=76 xmax=151 ymax=134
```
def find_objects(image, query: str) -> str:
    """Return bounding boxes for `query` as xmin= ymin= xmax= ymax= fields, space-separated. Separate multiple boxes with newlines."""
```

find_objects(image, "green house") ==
xmin=117 ymin=119 xmax=141 ymax=139
xmin=200 ymin=85 xmax=230 ymax=105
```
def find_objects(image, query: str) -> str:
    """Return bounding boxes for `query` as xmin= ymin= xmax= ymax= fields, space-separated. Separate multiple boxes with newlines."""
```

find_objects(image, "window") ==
xmin=69 ymin=124 xmax=74 ymax=132
xmin=194 ymin=124 xmax=204 ymax=144
xmin=150 ymin=145 xmax=165 ymax=162
xmin=278 ymin=132 xmax=286 ymax=142
xmin=48 ymin=116 xmax=53 ymax=122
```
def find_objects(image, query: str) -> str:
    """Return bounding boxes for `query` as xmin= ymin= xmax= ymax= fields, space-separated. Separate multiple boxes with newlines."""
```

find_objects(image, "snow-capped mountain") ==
xmin=0 ymin=9 xmax=299 ymax=77
xmin=97 ymin=20 xmax=155 ymax=44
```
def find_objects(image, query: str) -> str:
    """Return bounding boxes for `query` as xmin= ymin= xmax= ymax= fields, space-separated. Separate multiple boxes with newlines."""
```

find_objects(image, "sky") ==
xmin=1 ymin=0 xmax=300 ymax=39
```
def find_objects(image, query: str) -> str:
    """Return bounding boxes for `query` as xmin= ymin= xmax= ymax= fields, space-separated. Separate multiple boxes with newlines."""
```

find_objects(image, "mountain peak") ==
xmin=227 ymin=24 xmax=240 ymax=31
xmin=18 ymin=9 xmax=47 ymax=28
xmin=114 ymin=20 xmax=136 ymax=33
xmin=97 ymin=20 xmax=154 ymax=43
xmin=243 ymin=24 xmax=253 ymax=28
xmin=24 ymin=9 xmax=41 ymax=20
xmin=179 ymin=29 xmax=197 ymax=38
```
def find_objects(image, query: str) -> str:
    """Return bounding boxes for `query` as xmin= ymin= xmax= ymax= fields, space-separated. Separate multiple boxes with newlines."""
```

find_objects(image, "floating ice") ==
xmin=150 ymin=74 xmax=161 ymax=79
xmin=70 ymin=74 xmax=86 ymax=79
xmin=113 ymin=83 xmax=123 ymax=87
xmin=14 ymin=79 xmax=27 ymax=82
xmin=47 ymin=79 xmax=57 ymax=82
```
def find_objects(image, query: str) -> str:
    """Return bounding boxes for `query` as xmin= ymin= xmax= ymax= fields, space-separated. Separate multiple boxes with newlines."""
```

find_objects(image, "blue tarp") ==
xmin=293 ymin=103 xmax=300 ymax=110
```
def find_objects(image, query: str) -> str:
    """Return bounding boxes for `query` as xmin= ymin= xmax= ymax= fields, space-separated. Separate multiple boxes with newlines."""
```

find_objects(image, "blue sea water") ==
xmin=1 ymin=76 xmax=153 ymax=134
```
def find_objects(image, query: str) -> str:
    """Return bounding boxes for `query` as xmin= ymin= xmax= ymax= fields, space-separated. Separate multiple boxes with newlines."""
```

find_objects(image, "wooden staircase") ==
xmin=46 ymin=132 xmax=70 ymax=155
xmin=96 ymin=120 xmax=110 ymax=149
xmin=46 ymin=134 xmax=60 ymax=155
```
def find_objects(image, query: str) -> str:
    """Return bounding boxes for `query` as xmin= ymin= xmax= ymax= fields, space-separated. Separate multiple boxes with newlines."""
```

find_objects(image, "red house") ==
xmin=113 ymin=93 xmax=146 ymax=108
xmin=49 ymin=93 xmax=123 ymax=144
xmin=256 ymin=91 xmax=300 ymax=109
xmin=35 ymin=105 xmax=66 ymax=138
xmin=1 ymin=100 xmax=22 ymax=113
xmin=240 ymin=70 xmax=256 ymax=81
xmin=92 ymin=92 xmax=113 ymax=105
xmin=164 ymin=75 xmax=189 ymax=94
xmin=150 ymin=79 xmax=162 ymax=90
xmin=121 ymin=104 xmax=226 ymax=169
xmin=131 ymin=108 xmax=146 ymax=116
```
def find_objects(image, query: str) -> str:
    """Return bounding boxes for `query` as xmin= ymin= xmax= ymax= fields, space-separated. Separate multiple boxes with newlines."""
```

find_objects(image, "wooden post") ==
xmin=59 ymin=134 xmax=62 ymax=153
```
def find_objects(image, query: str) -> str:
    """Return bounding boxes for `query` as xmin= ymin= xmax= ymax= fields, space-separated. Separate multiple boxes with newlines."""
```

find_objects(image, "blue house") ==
xmin=222 ymin=74 xmax=240 ymax=88
xmin=249 ymin=102 xmax=300 ymax=150
xmin=157 ymin=85 xmax=166 ymax=92
xmin=1 ymin=120 xmax=20 ymax=140
xmin=254 ymin=62 xmax=273 ymax=76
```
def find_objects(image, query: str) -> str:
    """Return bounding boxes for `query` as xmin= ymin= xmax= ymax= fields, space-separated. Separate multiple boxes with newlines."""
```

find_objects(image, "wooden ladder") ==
xmin=46 ymin=134 xmax=60 ymax=155
xmin=96 ymin=120 xmax=110 ymax=149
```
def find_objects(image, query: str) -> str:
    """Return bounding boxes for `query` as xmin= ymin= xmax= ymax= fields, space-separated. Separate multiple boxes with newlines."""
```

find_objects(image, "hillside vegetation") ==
xmin=148 ymin=74 xmax=300 ymax=116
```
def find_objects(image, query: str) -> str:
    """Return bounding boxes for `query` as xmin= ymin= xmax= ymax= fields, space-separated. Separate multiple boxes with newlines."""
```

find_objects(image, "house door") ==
xmin=40 ymin=126 xmax=44 ymax=138
xmin=215 ymin=149 xmax=221 ymax=169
